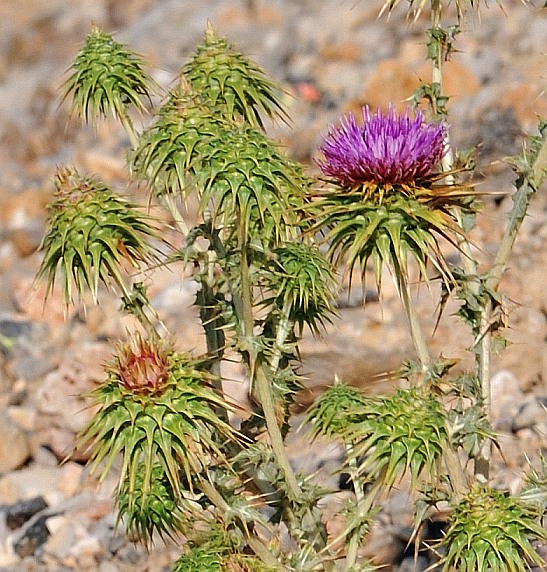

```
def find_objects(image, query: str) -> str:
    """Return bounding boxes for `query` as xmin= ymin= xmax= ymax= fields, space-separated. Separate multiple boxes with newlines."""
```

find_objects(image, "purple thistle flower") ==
xmin=318 ymin=105 xmax=446 ymax=187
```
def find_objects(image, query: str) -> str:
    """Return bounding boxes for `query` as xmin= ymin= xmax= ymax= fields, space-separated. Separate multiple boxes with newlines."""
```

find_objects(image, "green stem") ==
xmin=428 ymin=0 xmax=482 ymax=484
xmin=270 ymin=297 xmax=293 ymax=374
xmin=344 ymin=445 xmax=368 ymax=570
xmin=473 ymin=305 xmax=492 ymax=481
xmin=198 ymin=480 xmax=287 ymax=571
xmin=475 ymin=131 xmax=547 ymax=479
xmin=486 ymin=133 xmax=547 ymax=292
xmin=397 ymin=274 xmax=431 ymax=370
xmin=120 ymin=282 xmax=161 ymax=341
xmin=196 ymin=253 xmax=228 ymax=422
xmin=253 ymin=364 xmax=302 ymax=500
xmin=235 ymin=225 xmax=302 ymax=501
xmin=323 ymin=472 xmax=384 ymax=564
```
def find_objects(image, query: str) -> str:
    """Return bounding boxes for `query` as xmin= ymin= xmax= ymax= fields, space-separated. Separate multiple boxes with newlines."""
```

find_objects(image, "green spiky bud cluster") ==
xmin=173 ymin=545 xmax=276 ymax=572
xmin=264 ymin=242 xmax=337 ymax=335
xmin=37 ymin=166 xmax=155 ymax=303
xmin=306 ymin=381 xmax=370 ymax=438
xmin=172 ymin=522 xmax=277 ymax=572
xmin=441 ymin=483 xmax=547 ymax=572
xmin=195 ymin=124 xmax=308 ymax=241
xmin=182 ymin=23 xmax=287 ymax=129
xmin=117 ymin=462 xmax=185 ymax=545
xmin=79 ymin=334 xmax=238 ymax=503
xmin=311 ymin=189 xmax=473 ymax=293
xmin=347 ymin=387 xmax=448 ymax=490
xmin=62 ymin=25 xmax=154 ymax=125
xmin=172 ymin=544 xmax=223 ymax=572
xmin=130 ymin=87 xmax=227 ymax=196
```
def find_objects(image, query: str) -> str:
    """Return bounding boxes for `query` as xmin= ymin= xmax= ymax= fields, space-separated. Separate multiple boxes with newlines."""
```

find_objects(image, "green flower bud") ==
xmin=37 ymin=166 xmax=155 ymax=304
xmin=182 ymin=23 xmax=287 ymax=129
xmin=117 ymin=333 xmax=169 ymax=396
xmin=78 ymin=334 xmax=239 ymax=507
xmin=62 ymin=25 xmax=154 ymax=125
xmin=441 ymin=483 xmax=547 ymax=572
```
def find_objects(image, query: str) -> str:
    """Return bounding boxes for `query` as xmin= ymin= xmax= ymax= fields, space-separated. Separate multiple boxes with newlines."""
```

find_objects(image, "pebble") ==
xmin=512 ymin=396 xmax=547 ymax=433
xmin=0 ymin=413 xmax=30 ymax=474
xmin=5 ymin=496 xmax=48 ymax=531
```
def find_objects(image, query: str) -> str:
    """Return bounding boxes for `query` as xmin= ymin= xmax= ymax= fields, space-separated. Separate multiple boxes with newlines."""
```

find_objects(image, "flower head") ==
xmin=117 ymin=334 xmax=170 ymax=396
xmin=318 ymin=105 xmax=446 ymax=189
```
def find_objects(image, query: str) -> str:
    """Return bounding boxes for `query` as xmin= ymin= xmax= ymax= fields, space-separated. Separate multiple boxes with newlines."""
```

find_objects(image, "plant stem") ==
xmin=196 ymin=253 xmax=228 ymax=422
xmin=397 ymin=274 xmax=431 ymax=370
xmin=324 ymin=470 xmax=384 ymax=567
xmin=235 ymin=225 xmax=302 ymax=501
xmin=270 ymin=297 xmax=293 ymax=375
xmin=198 ymin=479 xmax=288 ymax=571
xmin=474 ymin=306 xmax=492 ymax=481
xmin=486 ymin=133 xmax=547 ymax=293
xmin=428 ymin=0 xmax=486 ymax=483
xmin=253 ymin=363 xmax=302 ymax=500
xmin=344 ymin=445 xmax=368 ymax=570
xmin=475 ymin=131 xmax=547 ymax=479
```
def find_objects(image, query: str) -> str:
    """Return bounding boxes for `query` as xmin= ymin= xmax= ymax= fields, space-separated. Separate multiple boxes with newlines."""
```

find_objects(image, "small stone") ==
xmin=12 ymin=514 xmax=50 ymax=558
xmin=398 ymin=555 xmax=430 ymax=572
xmin=99 ymin=561 xmax=120 ymax=572
xmin=0 ymin=413 xmax=30 ymax=473
xmin=115 ymin=543 xmax=142 ymax=564
xmin=11 ymin=275 xmax=72 ymax=326
xmin=512 ymin=397 xmax=547 ymax=432
xmin=490 ymin=370 xmax=523 ymax=427
xmin=416 ymin=58 xmax=481 ymax=99
xmin=0 ymin=475 xmax=18 ymax=504
xmin=7 ymin=405 xmax=35 ymax=431
xmin=5 ymin=496 xmax=48 ymax=530
xmin=42 ymin=515 xmax=75 ymax=560
xmin=0 ymin=465 xmax=64 ymax=506
xmin=0 ymin=187 xmax=48 ymax=257
xmin=363 ymin=59 xmax=419 ymax=112
xmin=57 ymin=462 xmax=84 ymax=497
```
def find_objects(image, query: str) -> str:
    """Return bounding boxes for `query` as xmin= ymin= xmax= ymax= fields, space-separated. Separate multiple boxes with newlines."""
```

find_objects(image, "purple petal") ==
xmin=318 ymin=105 xmax=446 ymax=186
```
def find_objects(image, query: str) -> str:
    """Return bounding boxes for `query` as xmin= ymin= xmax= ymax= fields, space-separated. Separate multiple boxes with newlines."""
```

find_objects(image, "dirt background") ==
xmin=0 ymin=1 xmax=545 ymax=570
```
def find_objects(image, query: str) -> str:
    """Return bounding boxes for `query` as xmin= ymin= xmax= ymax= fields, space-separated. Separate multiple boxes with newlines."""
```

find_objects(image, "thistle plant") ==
xmin=35 ymin=4 xmax=547 ymax=572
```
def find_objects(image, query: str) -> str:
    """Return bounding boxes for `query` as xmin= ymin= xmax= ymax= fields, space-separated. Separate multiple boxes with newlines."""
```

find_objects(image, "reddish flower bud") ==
xmin=117 ymin=335 xmax=170 ymax=396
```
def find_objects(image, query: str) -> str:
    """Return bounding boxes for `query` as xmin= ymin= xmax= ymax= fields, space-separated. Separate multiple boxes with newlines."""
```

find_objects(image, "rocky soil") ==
xmin=0 ymin=0 xmax=546 ymax=570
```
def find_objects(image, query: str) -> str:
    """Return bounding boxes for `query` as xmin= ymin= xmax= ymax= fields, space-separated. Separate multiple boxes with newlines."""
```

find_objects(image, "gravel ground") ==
xmin=0 ymin=1 xmax=545 ymax=570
